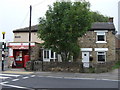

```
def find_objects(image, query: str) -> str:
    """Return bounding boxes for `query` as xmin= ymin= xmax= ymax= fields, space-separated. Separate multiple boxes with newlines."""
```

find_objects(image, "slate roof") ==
xmin=90 ymin=22 xmax=115 ymax=30
xmin=13 ymin=22 xmax=115 ymax=33
xmin=13 ymin=25 xmax=38 ymax=33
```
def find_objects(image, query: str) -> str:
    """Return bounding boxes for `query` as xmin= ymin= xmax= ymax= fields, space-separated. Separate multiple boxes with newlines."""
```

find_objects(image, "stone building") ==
xmin=8 ymin=25 xmax=57 ymax=68
xmin=78 ymin=18 xmax=116 ymax=67
xmin=8 ymin=18 xmax=116 ymax=68
xmin=115 ymin=34 xmax=120 ymax=61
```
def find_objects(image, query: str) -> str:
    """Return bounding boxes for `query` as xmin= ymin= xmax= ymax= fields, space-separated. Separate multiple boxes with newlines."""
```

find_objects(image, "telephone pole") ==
xmin=29 ymin=5 xmax=32 ymax=61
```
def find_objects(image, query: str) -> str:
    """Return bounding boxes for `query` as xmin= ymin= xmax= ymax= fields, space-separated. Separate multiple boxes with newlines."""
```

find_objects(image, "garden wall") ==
xmin=26 ymin=61 xmax=116 ymax=73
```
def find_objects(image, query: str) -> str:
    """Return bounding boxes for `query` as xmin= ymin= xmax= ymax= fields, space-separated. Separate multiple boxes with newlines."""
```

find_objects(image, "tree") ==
xmin=38 ymin=1 xmax=92 ymax=62
xmin=91 ymin=11 xmax=109 ymax=22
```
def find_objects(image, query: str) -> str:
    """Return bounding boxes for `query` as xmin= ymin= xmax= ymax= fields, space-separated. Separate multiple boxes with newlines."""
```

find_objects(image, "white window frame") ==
xmin=43 ymin=49 xmax=49 ymax=59
xmin=50 ymin=51 xmax=57 ymax=59
xmin=94 ymin=30 xmax=107 ymax=43
xmin=43 ymin=49 xmax=57 ymax=60
xmin=95 ymin=48 xmax=108 ymax=51
xmin=97 ymin=52 xmax=106 ymax=63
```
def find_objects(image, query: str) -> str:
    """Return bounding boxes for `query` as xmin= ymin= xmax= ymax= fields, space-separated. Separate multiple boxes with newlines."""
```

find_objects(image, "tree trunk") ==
xmin=61 ymin=52 xmax=70 ymax=62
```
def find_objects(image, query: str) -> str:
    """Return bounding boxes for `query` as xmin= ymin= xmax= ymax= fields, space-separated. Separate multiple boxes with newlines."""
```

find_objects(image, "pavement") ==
xmin=1 ymin=68 xmax=119 ymax=81
xmin=1 ymin=68 xmax=34 ymax=75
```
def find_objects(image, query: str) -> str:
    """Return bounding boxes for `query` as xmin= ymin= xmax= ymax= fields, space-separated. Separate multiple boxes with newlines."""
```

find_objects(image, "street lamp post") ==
xmin=2 ymin=32 xmax=5 ymax=71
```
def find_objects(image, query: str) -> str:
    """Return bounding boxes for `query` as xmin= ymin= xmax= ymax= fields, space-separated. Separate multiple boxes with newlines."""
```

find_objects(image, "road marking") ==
xmin=23 ymin=77 xmax=29 ymax=79
xmin=0 ymin=81 xmax=9 ymax=84
xmin=12 ymin=79 xmax=19 ymax=81
xmin=38 ymin=75 xmax=119 ymax=82
xmin=31 ymin=75 xmax=35 ymax=77
xmin=0 ymin=76 xmax=10 ymax=79
xmin=38 ymin=76 xmax=62 ymax=79
xmin=46 ymin=76 xmax=55 ymax=78
xmin=95 ymin=78 xmax=119 ymax=82
xmin=1 ymin=83 xmax=33 ymax=90
xmin=0 ymin=74 xmax=20 ymax=77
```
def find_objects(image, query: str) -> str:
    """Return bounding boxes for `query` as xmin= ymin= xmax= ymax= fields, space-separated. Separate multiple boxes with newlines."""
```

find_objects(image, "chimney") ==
xmin=109 ymin=17 xmax=113 ymax=23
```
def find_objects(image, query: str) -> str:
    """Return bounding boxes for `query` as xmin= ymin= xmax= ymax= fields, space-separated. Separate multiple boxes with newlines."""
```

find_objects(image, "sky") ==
xmin=0 ymin=0 xmax=119 ymax=42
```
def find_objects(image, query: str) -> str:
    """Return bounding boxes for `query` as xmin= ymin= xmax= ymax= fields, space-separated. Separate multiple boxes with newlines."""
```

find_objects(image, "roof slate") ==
xmin=13 ymin=25 xmax=38 ymax=32
xmin=13 ymin=22 xmax=115 ymax=33
xmin=90 ymin=22 xmax=115 ymax=30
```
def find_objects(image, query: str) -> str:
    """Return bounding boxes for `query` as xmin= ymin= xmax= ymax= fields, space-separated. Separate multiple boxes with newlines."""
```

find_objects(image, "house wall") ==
xmin=14 ymin=32 xmax=43 ymax=43
xmin=115 ymin=35 xmax=120 ymax=60
xmin=116 ymin=37 xmax=120 ymax=48
xmin=31 ymin=43 xmax=41 ymax=60
xmin=78 ymin=31 xmax=116 ymax=63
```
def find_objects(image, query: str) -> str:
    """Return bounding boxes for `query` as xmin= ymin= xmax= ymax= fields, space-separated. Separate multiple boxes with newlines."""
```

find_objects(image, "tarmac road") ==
xmin=1 ymin=73 xmax=119 ymax=89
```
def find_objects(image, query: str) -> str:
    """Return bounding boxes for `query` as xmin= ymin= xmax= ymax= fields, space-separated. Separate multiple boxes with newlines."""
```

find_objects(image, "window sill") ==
xmin=96 ymin=41 xmax=107 ymax=43
xmin=97 ymin=61 xmax=106 ymax=64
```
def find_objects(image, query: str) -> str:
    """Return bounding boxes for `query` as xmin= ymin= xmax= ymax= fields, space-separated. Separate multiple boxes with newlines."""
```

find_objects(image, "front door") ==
xmin=13 ymin=50 xmax=28 ymax=68
xmin=82 ymin=52 xmax=89 ymax=68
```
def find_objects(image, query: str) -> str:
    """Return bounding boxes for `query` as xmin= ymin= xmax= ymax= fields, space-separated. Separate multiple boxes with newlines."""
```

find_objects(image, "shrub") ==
xmin=112 ymin=61 xmax=120 ymax=69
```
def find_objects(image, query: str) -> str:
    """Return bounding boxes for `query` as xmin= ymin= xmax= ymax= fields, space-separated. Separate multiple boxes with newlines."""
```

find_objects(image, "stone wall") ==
xmin=115 ymin=35 xmax=120 ymax=61
xmin=116 ymin=49 xmax=120 ymax=61
xmin=90 ymin=61 xmax=116 ymax=73
xmin=42 ymin=62 xmax=83 ymax=73
xmin=31 ymin=43 xmax=42 ymax=60
xmin=26 ymin=61 xmax=83 ymax=72
xmin=78 ymin=31 xmax=116 ymax=62
xmin=26 ymin=60 xmax=116 ymax=73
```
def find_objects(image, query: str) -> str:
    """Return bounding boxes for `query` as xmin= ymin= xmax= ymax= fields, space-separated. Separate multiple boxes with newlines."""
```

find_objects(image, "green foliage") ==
xmin=38 ymin=1 xmax=109 ymax=62
xmin=112 ymin=61 xmax=120 ymax=69
xmin=38 ymin=2 xmax=91 ymax=61
xmin=38 ymin=1 xmax=92 ymax=62
xmin=90 ymin=11 xmax=109 ymax=22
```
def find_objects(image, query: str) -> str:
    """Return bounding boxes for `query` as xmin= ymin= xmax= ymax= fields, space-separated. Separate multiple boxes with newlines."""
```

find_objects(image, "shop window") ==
xmin=15 ymin=51 xmax=22 ymax=61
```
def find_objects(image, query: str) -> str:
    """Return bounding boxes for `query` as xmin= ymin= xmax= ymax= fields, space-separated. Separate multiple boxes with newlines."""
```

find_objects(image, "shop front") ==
xmin=8 ymin=42 xmax=35 ymax=68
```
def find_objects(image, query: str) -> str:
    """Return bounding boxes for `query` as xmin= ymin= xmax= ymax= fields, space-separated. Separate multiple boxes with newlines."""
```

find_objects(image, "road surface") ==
xmin=0 ymin=73 xmax=119 ymax=89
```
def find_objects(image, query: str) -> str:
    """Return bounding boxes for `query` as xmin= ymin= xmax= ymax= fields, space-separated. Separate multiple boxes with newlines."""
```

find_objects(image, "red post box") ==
xmin=24 ymin=55 xmax=30 ymax=68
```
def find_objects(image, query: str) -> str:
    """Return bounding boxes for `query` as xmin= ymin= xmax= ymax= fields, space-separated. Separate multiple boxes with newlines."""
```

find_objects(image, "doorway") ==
xmin=82 ymin=52 xmax=90 ymax=68
xmin=13 ymin=50 xmax=28 ymax=68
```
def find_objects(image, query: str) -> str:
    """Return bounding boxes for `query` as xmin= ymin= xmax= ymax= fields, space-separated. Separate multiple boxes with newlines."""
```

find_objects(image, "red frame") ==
xmin=13 ymin=50 xmax=28 ymax=68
